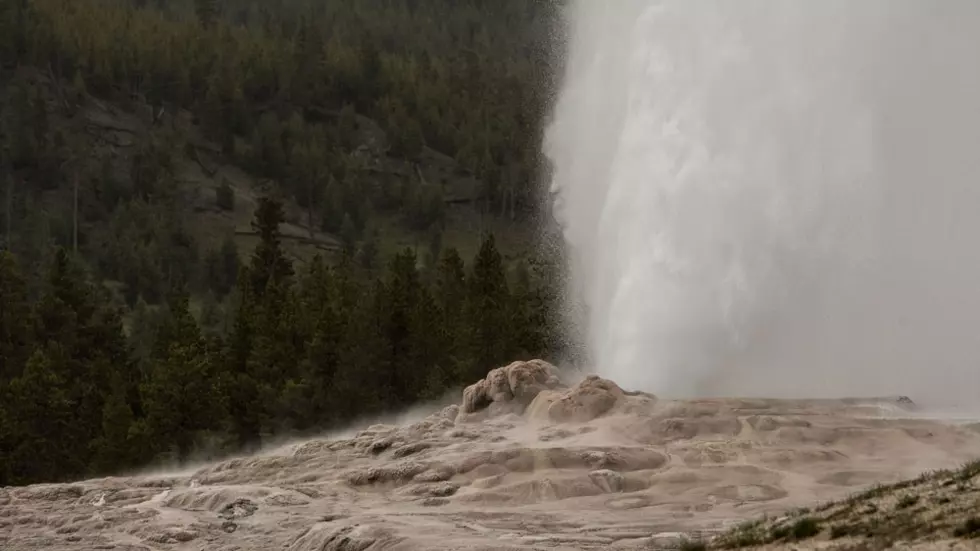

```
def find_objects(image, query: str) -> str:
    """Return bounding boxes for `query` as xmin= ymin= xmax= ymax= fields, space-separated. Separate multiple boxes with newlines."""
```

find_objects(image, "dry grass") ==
xmin=708 ymin=459 xmax=980 ymax=550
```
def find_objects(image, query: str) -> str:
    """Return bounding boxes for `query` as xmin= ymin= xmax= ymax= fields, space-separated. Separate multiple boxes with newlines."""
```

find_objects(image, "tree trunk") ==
xmin=4 ymin=173 xmax=12 ymax=248
xmin=72 ymin=173 xmax=78 ymax=254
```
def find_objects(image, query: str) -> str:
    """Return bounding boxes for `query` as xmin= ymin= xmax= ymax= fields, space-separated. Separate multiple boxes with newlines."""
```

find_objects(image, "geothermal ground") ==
xmin=3 ymin=361 xmax=980 ymax=551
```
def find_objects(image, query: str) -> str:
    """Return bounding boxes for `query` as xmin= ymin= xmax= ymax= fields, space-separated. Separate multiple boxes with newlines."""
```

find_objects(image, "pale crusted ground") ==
xmin=2 ymin=361 xmax=980 ymax=551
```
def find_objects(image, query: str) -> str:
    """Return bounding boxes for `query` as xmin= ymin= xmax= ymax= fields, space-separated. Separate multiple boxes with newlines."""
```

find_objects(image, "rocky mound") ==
xmin=2 ymin=360 xmax=980 ymax=551
xmin=458 ymin=361 xmax=658 ymax=425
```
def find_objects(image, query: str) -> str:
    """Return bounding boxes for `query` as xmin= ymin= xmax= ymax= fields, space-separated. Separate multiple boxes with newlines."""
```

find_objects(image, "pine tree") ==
xmin=247 ymin=279 xmax=305 ymax=433
xmin=465 ymin=234 xmax=512 ymax=381
xmin=381 ymin=249 xmax=422 ymax=406
xmin=226 ymin=264 xmax=260 ymax=448
xmin=0 ymin=251 xmax=30 ymax=382
xmin=4 ymin=347 xmax=78 ymax=484
xmin=413 ymin=284 xmax=450 ymax=400
xmin=248 ymin=196 xmax=293 ymax=299
xmin=31 ymin=248 xmax=132 ymax=476
xmin=297 ymin=256 xmax=342 ymax=426
xmin=90 ymin=373 xmax=136 ymax=474
xmin=434 ymin=247 xmax=469 ymax=384
xmin=0 ymin=394 xmax=12 ymax=485
xmin=509 ymin=259 xmax=546 ymax=358
xmin=333 ymin=279 xmax=387 ymax=420
xmin=142 ymin=289 xmax=226 ymax=461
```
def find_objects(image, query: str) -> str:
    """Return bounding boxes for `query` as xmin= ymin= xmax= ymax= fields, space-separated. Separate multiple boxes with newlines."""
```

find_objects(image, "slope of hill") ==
xmin=708 ymin=457 xmax=980 ymax=550
xmin=1 ymin=62 xmax=536 ymax=294
xmin=0 ymin=0 xmax=556 ymax=306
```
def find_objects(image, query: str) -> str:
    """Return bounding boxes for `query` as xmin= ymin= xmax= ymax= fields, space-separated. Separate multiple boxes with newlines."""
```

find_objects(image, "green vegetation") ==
xmin=707 ymin=459 xmax=980 ymax=549
xmin=0 ymin=197 xmax=563 ymax=485
xmin=0 ymin=0 xmax=568 ymax=485
xmin=0 ymin=0 xmax=558 ymax=305
xmin=679 ymin=538 xmax=708 ymax=551
xmin=953 ymin=517 xmax=980 ymax=538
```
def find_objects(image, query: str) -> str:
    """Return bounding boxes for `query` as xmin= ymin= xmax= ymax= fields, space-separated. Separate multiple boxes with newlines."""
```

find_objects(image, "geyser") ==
xmin=546 ymin=1 xmax=980 ymax=404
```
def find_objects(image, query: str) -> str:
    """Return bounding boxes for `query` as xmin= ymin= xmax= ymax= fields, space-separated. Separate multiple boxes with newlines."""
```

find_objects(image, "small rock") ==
xmin=219 ymin=499 xmax=258 ymax=520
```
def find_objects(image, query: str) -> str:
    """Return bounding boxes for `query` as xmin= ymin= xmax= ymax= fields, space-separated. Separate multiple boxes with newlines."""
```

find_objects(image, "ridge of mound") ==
xmin=2 ymin=360 xmax=980 ymax=551
xmin=458 ymin=360 xmax=658 ymax=424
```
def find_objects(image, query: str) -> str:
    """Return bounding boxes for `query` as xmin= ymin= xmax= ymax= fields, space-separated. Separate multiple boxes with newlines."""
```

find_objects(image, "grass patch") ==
xmin=830 ymin=523 xmax=859 ymax=539
xmin=958 ymin=459 xmax=980 ymax=481
xmin=717 ymin=520 xmax=766 ymax=549
xmin=791 ymin=517 xmax=822 ymax=540
xmin=895 ymin=494 xmax=919 ymax=510
xmin=769 ymin=525 xmax=790 ymax=540
xmin=953 ymin=517 xmax=980 ymax=538
xmin=679 ymin=538 xmax=708 ymax=551
xmin=851 ymin=483 xmax=891 ymax=503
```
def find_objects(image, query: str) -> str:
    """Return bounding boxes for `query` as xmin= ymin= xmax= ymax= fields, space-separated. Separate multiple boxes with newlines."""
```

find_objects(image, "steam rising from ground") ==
xmin=546 ymin=1 xmax=980 ymax=404
xmin=7 ymin=361 xmax=980 ymax=550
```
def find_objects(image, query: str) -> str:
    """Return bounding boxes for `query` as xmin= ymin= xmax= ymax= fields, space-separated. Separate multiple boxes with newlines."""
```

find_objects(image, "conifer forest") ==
xmin=0 ymin=0 xmax=568 ymax=485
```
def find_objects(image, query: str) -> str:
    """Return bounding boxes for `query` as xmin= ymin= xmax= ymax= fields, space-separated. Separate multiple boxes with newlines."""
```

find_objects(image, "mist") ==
xmin=545 ymin=1 xmax=980 ymax=405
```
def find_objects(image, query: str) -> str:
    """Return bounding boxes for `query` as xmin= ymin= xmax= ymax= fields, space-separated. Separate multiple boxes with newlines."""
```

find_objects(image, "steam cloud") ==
xmin=545 ymin=0 xmax=980 ymax=405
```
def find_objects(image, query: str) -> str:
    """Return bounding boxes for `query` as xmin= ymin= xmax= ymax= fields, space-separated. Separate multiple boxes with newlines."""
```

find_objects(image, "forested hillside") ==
xmin=0 ymin=0 xmax=568 ymax=486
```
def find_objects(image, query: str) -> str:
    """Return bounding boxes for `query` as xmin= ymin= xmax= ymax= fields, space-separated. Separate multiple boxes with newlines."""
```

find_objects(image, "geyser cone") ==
xmin=546 ymin=1 xmax=980 ymax=404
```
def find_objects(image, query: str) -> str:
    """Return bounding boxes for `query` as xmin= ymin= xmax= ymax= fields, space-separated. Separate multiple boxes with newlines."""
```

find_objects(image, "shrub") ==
xmin=791 ymin=517 xmax=821 ymax=540
xmin=216 ymin=180 xmax=235 ymax=211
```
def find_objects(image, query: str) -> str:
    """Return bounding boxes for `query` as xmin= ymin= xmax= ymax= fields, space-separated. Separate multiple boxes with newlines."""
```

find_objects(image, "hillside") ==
xmin=0 ymin=0 xmax=567 ymax=489
xmin=0 ymin=0 xmax=557 ymax=304
xmin=0 ymin=62 xmax=536 ymax=300
xmin=706 ymin=458 xmax=980 ymax=550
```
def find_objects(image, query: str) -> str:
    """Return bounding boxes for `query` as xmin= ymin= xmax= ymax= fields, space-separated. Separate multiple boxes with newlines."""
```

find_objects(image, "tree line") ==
xmin=0 ymin=196 xmax=564 ymax=487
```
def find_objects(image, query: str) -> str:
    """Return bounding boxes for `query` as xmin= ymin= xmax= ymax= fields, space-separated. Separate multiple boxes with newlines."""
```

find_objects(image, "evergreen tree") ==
xmin=30 ymin=249 xmax=132 ymax=476
xmin=431 ymin=247 xmax=469 ymax=387
xmin=142 ymin=289 xmax=226 ymax=461
xmin=412 ymin=284 xmax=449 ymax=400
xmin=4 ymin=347 xmax=77 ymax=484
xmin=0 ymin=251 xmax=30 ymax=382
xmin=381 ymin=249 xmax=422 ymax=406
xmin=509 ymin=259 xmax=546 ymax=358
xmin=465 ymin=234 xmax=512 ymax=381
xmin=226 ymin=265 xmax=261 ymax=449
xmin=247 ymin=279 xmax=304 ymax=432
xmin=248 ymin=196 xmax=293 ymax=298
xmin=297 ymin=256 xmax=342 ymax=426
xmin=333 ymin=279 xmax=387 ymax=420
xmin=90 ymin=373 xmax=136 ymax=474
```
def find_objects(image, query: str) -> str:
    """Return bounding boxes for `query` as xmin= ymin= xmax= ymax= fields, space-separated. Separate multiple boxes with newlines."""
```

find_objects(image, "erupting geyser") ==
xmin=545 ymin=1 xmax=980 ymax=403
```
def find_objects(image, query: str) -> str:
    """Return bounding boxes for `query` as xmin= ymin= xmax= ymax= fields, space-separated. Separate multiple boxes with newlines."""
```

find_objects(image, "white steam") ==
xmin=546 ymin=1 xmax=980 ymax=404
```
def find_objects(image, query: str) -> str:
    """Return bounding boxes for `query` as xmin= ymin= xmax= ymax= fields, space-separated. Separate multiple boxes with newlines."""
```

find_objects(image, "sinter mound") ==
xmin=3 ymin=360 xmax=980 ymax=551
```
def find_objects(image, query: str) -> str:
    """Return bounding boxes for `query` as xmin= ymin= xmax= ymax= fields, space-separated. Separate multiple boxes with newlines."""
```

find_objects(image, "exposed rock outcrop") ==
xmin=457 ymin=360 xmax=563 ymax=421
